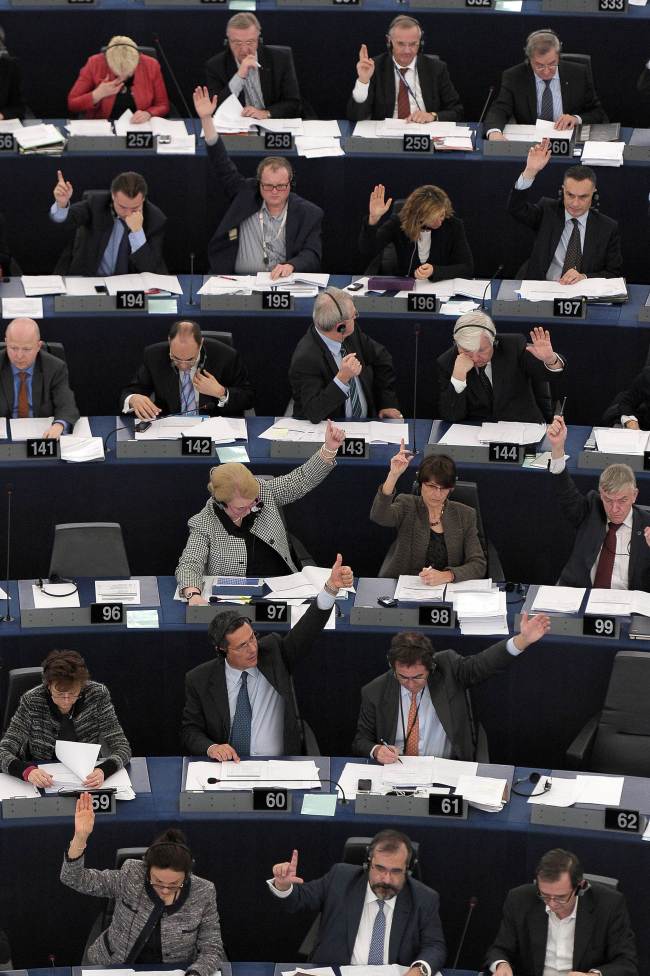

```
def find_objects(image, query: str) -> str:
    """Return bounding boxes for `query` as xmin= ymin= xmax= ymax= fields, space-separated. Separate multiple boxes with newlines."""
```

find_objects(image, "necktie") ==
xmin=180 ymin=369 xmax=197 ymax=415
xmin=367 ymin=900 xmax=386 ymax=965
xmin=243 ymin=68 xmax=265 ymax=110
xmin=404 ymin=691 xmax=419 ymax=757
xmin=593 ymin=522 xmax=622 ymax=589
xmin=17 ymin=371 xmax=29 ymax=418
xmin=230 ymin=671 xmax=252 ymax=756
xmin=340 ymin=342 xmax=363 ymax=418
xmin=113 ymin=219 xmax=131 ymax=275
xmin=397 ymin=67 xmax=410 ymax=120
xmin=562 ymin=218 xmax=583 ymax=276
xmin=540 ymin=79 xmax=554 ymax=122
xmin=475 ymin=365 xmax=494 ymax=416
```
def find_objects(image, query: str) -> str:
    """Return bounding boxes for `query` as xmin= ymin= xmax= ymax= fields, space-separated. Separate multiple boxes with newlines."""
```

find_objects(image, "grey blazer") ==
xmin=176 ymin=450 xmax=335 ymax=588
xmin=61 ymin=856 xmax=224 ymax=976
xmin=370 ymin=490 xmax=486 ymax=581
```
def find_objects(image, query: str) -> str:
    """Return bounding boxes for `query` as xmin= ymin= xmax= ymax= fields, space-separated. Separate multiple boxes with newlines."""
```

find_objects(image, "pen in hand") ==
xmin=381 ymin=739 xmax=403 ymax=764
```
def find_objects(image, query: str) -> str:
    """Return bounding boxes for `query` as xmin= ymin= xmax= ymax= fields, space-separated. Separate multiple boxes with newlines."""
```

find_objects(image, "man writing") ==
xmin=269 ymin=830 xmax=446 ymax=975
xmin=49 ymin=169 xmax=167 ymax=276
xmin=0 ymin=318 xmax=79 ymax=438
xmin=193 ymin=86 xmax=322 ymax=276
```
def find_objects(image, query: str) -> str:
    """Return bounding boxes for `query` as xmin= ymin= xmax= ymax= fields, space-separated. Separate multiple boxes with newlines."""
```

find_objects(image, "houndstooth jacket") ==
xmin=175 ymin=449 xmax=335 ymax=589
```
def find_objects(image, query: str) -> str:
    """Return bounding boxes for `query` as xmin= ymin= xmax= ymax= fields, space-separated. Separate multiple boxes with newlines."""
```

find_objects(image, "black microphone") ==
xmin=1 ymin=484 xmax=13 ymax=623
xmin=411 ymin=322 xmax=421 ymax=457
xmin=480 ymin=263 xmax=504 ymax=310
xmin=452 ymin=895 xmax=478 ymax=970
xmin=201 ymin=776 xmax=348 ymax=803
xmin=188 ymin=252 xmax=196 ymax=307
xmin=478 ymin=85 xmax=495 ymax=126
xmin=151 ymin=33 xmax=192 ymax=119
xmin=510 ymin=771 xmax=551 ymax=796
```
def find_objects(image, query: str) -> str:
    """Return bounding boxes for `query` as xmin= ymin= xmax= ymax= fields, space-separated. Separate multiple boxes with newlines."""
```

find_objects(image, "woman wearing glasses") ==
xmin=371 ymin=444 xmax=486 ymax=583
xmin=0 ymin=650 xmax=131 ymax=789
xmin=62 ymin=797 xmax=224 ymax=974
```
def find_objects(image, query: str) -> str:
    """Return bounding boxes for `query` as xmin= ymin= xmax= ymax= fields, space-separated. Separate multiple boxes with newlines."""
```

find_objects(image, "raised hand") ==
xmin=272 ymin=849 xmax=304 ymax=891
xmin=193 ymin=85 xmax=217 ymax=120
xmin=324 ymin=419 xmax=345 ymax=452
xmin=53 ymin=169 xmax=73 ymax=209
xmin=357 ymin=44 xmax=375 ymax=85
xmin=389 ymin=439 xmax=414 ymax=478
xmin=514 ymin=611 xmax=551 ymax=650
xmin=328 ymin=552 xmax=354 ymax=592
xmin=547 ymin=414 xmax=568 ymax=457
xmin=369 ymin=184 xmax=392 ymax=225
xmin=74 ymin=791 xmax=95 ymax=841
xmin=523 ymin=138 xmax=551 ymax=179
xmin=526 ymin=326 xmax=556 ymax=365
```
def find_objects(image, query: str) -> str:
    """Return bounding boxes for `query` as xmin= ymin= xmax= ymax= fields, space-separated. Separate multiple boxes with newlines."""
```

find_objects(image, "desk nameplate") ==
xmin=115 ymin=439 xmax=216 ymax=459
xmin=2 ymin=793 xmax=116 ymax=819
xmin=425 ymin=441 xmax=526 ymax=465
xmin=542 ymin=0 xmax=626 ymax=11
xmin=355 ymin=793 xmax=468 ymax=819
xmin=531 ymin=806 xmax=645 ymax=831
xmin=179 ymin=789 xmax=293 ymax=813
xmin=578 ymin=449 xmax=648 ymax=472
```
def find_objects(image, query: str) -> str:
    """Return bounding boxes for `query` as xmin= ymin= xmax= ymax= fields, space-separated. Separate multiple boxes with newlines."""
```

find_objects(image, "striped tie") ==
xmin=340 ymin=342 xmax=363 ymax=418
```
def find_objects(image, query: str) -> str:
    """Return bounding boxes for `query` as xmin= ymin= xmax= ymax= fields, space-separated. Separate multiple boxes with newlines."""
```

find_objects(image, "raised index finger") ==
xmin=360 ymin=44 xmax=368 ymax=59
xmin=290 ymin=849 xmax=299 ymax=873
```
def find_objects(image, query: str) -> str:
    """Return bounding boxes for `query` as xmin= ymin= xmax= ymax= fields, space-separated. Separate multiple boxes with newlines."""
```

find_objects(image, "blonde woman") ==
xmin=68 ymin=35 xmax=169 ymax=121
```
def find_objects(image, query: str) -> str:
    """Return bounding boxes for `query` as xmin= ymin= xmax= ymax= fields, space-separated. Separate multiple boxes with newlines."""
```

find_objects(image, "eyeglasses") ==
xmin=532 ymin=59 xmax=559 ymax=71
xmin=169 ymin=353 xmax=198 ymax=365
xmin=421 ymin=482 xmax=451 ymax=493
xmin=50 ymin=687 xmax=81 ymax=702
xmin=536 ymin=888 xmax=575 ymax=905
xmin=150 ymin=878 xmax=185 ymax=893
xmin=370 ymin=861 xmax=406 ymax=878
xmin=394 ymin=671 xmax=428 ymax=685
xmin=260 ymin=182 xmax=290 ymax=192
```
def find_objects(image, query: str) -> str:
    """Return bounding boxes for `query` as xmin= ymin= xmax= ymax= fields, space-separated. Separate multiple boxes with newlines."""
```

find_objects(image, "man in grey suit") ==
xmin=353 ymin=613 xmax=550 ymax=764
xmin=0 ymin=318 xmax=79 ymax=438
xmin=269 ymin=830 xmax=446 ymax=975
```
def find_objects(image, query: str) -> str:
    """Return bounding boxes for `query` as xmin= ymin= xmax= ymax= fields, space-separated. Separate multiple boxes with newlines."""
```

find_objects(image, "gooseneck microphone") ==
xmin=481 ymin=263 xmax=504 ymax=310
xmin=510 ymin=771 xmax=551 ymax=796
xmin=478 ymin=86 xmax=495 ymax=126
xmin=452 ymin=895 xmax=478 ymax=970
xmin=151 ymin=33 xmax=193 ymax=119
xmin=201 ymin=775 xmax=348 ymax=804
xmin=2 ymin=483 xmax=13 ymax=623
xmin=188 ymin=252 xmax=196 ymax=307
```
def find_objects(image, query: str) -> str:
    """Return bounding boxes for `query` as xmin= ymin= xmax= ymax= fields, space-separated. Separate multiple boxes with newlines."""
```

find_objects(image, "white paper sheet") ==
xmin=66 ymin=120 xmax=114 ymax=137
xmin=104 ymin=273 xmax=182 ymax=295
xmin=455 ymin=774 xmax=507 ymax=811
xmin=265 ymin=566 xmax=354 ymax=599
xmin=527 ymin=776 xmax=579 ymax=807
xmin=394 ymin=576 xmax=445 ymax=602
xmin=479 ymin=422 xmax=546 ymax=446
xmin=59 ymin=436 xmax=105 ymax=463
xmin=32 ymin=582 xmax=81 ymax=609
xmin=576 ymin=775 xmax=624 ymax=806
xmin=95 ymin=580 xmax=141 ymax=605
xmin=64 ymin=277 xmax=107 ymax=296
xmin=518 ymin=277 xmax=627 ymax=301
xmin=341 ymin=966 xmax=408 ymax=976
xmin=594 ymin=427 xmax=650 ymax=455
xmin=0 ymin=772 xmax=39 ymax=800
xmin=531 ymin=586 xmax=586 ymax=614
xmin=156 ymin=135 xmax=196 ymax=155
xmin=581 ymin=141 xmax=625 ymax=168
xmin=1 ymin=297 xmax=44 ymax=319
xmin=184 ymin=759 xmax=320 ymax=790
xmin=20 ymin=275 xmax=66 ymax=296
xmin=431 ymin=757 xmax=478 ymax=787
xmin=14 ymin=124 xmax=64 ymax=150
xmin=211 ymin=94 xmax=257 ymax=132
xmin=55 ymin=740 xmax=100 ymax=780
xmin=198 ymin=275 xmax=255 ymax=296
xmin=585 ymin=589 xmax=633 ymax=617
xmin=437 ymin=424 xmax=484 ymax=447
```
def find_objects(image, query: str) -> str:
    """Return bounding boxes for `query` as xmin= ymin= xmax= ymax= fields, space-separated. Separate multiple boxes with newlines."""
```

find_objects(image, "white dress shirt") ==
xmin=543 ymin=900 xmax=578 ymax=976
xmin=225 ymin=662 xmax=284 ymax=756
xmin=352 ymin=57 xmax=425 ymax=117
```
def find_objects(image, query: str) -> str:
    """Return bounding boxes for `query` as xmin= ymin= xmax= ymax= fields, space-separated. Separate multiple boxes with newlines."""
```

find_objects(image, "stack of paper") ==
xmin=394 ymin=576 xmax=445 ymax=602
xmin=210 ymin=94 xmax=258 ymax=133
xmin=40 ymin=740 xmax=135 ymax=800
xmin=134 ymin=416 xmax=247 ymax=443
xmin=265 ymin=566 xmax=355 ymax=600
xmin=65 ymin=119 xmax=114 ymax=137
xmin=478 ymin=422 xmax=546 ymax=445
xmin=585 ymin=588 xmax=650 ymax=618
xmin=95 ymin=580 xmax=141 ymax=604
xmin=295 ymin=121 xmax=343 ymax=158
xmin=114 ymin=111 xmax=189 ymax=139
xmin=455 ymin=773 xmax=507 ymax=812
xmin=517 ymin=278 xmax=627 ymax=301
xmin=395 ymin=278 xmax=490 ymax=301
xmin=251 ymin=272 xmax=330 ymax=296
xmin=258 ymin=418 xmax=408 ymax=445
xmin=455 ymin=590 xmax=508 ymax=635
xmin=438 ymin=425 xmax=483 ymax=448
xmin=593 ymin=427 xmax=650 ymax=455
xmin=531 ymin=586 xmax=585 ymax=614
xmin=0 ymin=772 xmax=39 ymax=800
xmin=185 ymin=759 xmax=321 ymax=790
xmin=0 ymin=119 xmax=23 ymax=134
xmin=14 ymin=123 xmax=65 ymax=152
xmin=105 ymin=273 xmax=183 ymax=295
xmin=581 ymin=141 xmax=625 ymax=167
xmin=198 ymin=275 xmax=254 ymax=296
xmin=64 ymin=277 xmax=109 ymax=296
xmin=9 ymin=416 xmax=92 ymax=441
xmin=21 ymin=275 xmax=66 ymax=296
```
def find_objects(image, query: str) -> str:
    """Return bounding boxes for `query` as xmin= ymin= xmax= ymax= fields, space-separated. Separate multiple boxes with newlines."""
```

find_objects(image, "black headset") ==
xmin=452 ymin=320 xmax=499 ymax=349
xmin=145 ymin=837 xmax=194 ymax=877
xmin=386 ymin=16 xmax=425 ymax=54
xmin=557 ymin=180 xmax=600 ymax=212
xmin=322 ymin=288 xmax=349 ymax=334
xmin=524 ymin=28 xmax=562 ymax=60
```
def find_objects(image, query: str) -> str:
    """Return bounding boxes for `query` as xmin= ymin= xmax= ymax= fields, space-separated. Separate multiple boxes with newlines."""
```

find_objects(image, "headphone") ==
xmin=209 ymin=610 xmax=255 ymax=655
xmin=557 ymin=179 xmax=600 ymax=212
xmin=386 ymin=16 xmax=425 ymax=54
xmin=452 ymin=320 xmax=499 ymax=351
xmin=363 ymin=834 xmax=418 ymax=874
xmin=144 ymin=837 xmax=194 ymax=877
xmin=256 ymin=156 xmax=296 ymax=192
xmin=321 ymin=288 xmax=349 ymax=334
xmin=212 ymin=495 xmax=263 ymax=514
xmin=524 ymin=28 xmax=562 ymax=60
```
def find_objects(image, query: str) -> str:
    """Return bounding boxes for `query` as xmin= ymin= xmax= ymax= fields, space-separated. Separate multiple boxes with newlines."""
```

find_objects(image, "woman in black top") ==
xmin=359 ymin=182 xmax=473 ymax=282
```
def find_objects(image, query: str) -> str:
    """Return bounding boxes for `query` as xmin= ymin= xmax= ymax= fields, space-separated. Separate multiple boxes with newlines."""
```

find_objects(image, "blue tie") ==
xmin=113 ymin=220 xmax=131 ymax=274
xmin=180 ymin=369 xmax=197 ymax=415
xmin=340 ymin=341 xmax=363 ymax=418
xmin=367 ymin=900 xmax=386 ymax=965
xmin=230 ymin=671 xmax=252 ymax=756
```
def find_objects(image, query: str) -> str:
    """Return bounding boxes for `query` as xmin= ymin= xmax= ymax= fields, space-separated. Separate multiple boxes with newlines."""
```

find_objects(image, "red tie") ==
xmin=17 ymin=371 xmax=29 ymax=418
xmin=404 ymin=692 xmax=419 ymax=756
xmin=397 ymin=68 xmax=410 ymax=119
xmin=593 ymin=522 xmax=622 ymax=589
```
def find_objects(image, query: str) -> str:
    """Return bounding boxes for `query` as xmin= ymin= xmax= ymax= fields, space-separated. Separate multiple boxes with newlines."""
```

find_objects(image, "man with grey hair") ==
xmin=288 ymin=287 xmax=402 ymax=423
xmin=437 ymin=311 xmax=564 ymax=424
xmin=548 ymin=415 xmax=650 ymax=590
xmin=205 ymin=12 xmax=302 ymax=120
xmin=485 ymin=28 xmax=607 ymax=140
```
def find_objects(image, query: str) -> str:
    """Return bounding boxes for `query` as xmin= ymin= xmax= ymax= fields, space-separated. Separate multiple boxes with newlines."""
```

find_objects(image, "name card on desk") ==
xmin=547 ymin=136 xmax=572 ymax=156
xmin=116 ymin=290 xmax=146 ymax=310
xmin=181 ymin=436 xmax=213 ymax=457
xmin=337 ymin=437 xmax=368 ymax=459
xmin=90 ymin=602 xmax=124 ymax=625
xmin=407 ymin=293 xmax=438 ymax=313
xmin=0 ymin=134 xmax=15 ymax=152
xmin=418 ymin=603 xmax=455 ymax=627
xmin=261 ymin=291 xmax=293 ymax=311
xmin=26 ymin=438 xmax=59 ymax=459
xmin=582 ymin=614 xmax=618 ymax=638
xmin=604 ymin=807 xmax=640 ymax=832
xmin=254 ymin=601 xmax=289 ymax=623
xmin=253 ymin=787 xmax=289 ymax=811
xmin=489 ymin=442 xmax=520 ymax=463
xmin=553 ymin=297 xmax=586 ymax=318
xmin=126 ymin=131 xmax=154 ymax=150
xmin=264 ymin=132 xmax=293 ymax=151
xmin=403 ymin=133 xmax=431 ymax=153
xmin=428 ymin=793 xmax=464 ymax=816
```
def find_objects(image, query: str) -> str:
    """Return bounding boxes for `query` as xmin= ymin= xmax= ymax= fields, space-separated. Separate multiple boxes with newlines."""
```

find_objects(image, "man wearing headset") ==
xmin=507 ymin=139 xmax=622 ymax=283
xmin=347 ymin=16 xmax=463 ymax=124
xmin=485 ymin=29 xmax=607 ymax=140
xmin=353 ymin=612 xmax=550 ymax=764
xmin=484 ymin=848 xmax=638 ymax=976
xmin=120 ymin=319 xmax=254 ymax=420
xmin=193 ymin=86 xmax=322 ymax=277
xmin=436 ymin=311 xmax=565 ymax=424
xmin=269 ymin=830 xmax=446 ymax=975
xmin=289 ymin=287 xmax=402 ymax=423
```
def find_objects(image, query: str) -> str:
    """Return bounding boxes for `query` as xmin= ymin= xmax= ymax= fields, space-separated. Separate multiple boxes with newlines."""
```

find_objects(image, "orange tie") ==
xmin=397 ymin=68 xmax=410 ymax=119
xmin=404 ymin=691 xmax=419 ymax=756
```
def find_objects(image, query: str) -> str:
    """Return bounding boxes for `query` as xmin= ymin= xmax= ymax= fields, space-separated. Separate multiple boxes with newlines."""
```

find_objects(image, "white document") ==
xmin=394 ymin=576 xmax=445 ymax=602
xmin=185 ymin=759 xmax=320 ymax=790
xmin=95 ymin=580 xmax=141 ymax=605
xmin=295 ymin=137 xmax=344 ymax=159
xmin=32 ymin=582 xmax=81 ymax=609
xmin=59 ymin=436 xmax=105 ymax=463
xmin=455 ymin=774 xmax=507 ymax=811
xmin=341 ymin=967 xmax=408 ymax=976
xmin=531 ymin=586 xmax=585 ymax=614
xmin=382 ymin=757 xmax=435 ymax=787
xmin=479 ymin=422 xmax=546 ymax=446
xmin=266 ymin=565 xmax=354 ymax=598
xmin=66 ymin=119 xmax=114 ymax=137
xmin=446 ymin=579 xmax=494 ymax=596
xmin=134 ymin=415 xmax=204 ymax=440
xmin=198 ymin=275 xmax=255 ymax=296
xmin=1 ymin=297 xmax=44 ymax=319
xmin=594 ymin=427 xmax=650 ymax=455
xmin=518 ymin=277 xmax=627 ymax=301
xmin=291 ymin=603 xmax=336 ymax=629
xmin=437 ymin=424 xmax=484 ymax=447
xmin=41 ymin=764 xmax=135 ymax=798
xmin=12 ymin=417 xmax=92 ymax=443
xmin=0 ymin=772 xmax=39 ymax=800
xmin=439 ymin=300 xmax=480 ymax=316
xmin=64 ymin=277 xmax=107 ymax=296
xmin=55 ymin=740 xmax=100 ymax=780
xmin=257 ymin=117 xmax=304 ymax=135
xmin=581 ymin=141 xmax=625 ymax=168
xmin=431 ymin=757 xmax=478 ymax=787
xmin=336 ymin=762 xmax=386 ymax=799
xmin=14 ymin=124 xmax=64 ymax=150
xmin=527 ymin=776 xmax=580 ymax=807
xmin=191 ymin=417 xmax=248 ymax=443
xmin=585 ymin=589 xmax=632 ymax=617
xmin=576 ymin=774 xmax=624 ymax=806
xmin=283 ymin=968 xmax=337 ymax=976
xmin=454 ymin=591 xmax=504 ymax=617
xmin=21 ymin=275 xmax=66 ymax=296
xmin=156 ymin=134 xmax=196 ymax=155
xmin=211 ymin=94 xmax=257 ymax=132
xmin=0 ymin=119 xmax=23 ymax=133
xmin=105 ymin=272 xmax=182 ymax=295
xmin=0 ymin=422 xmax=5 ymax=443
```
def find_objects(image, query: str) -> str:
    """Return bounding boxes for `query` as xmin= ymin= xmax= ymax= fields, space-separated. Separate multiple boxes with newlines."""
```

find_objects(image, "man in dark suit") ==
xmin=484 ymin=848 xmax=638 ymax=976
xmin=0 ymin=318 xmax=79 ymax=438
xmin=205 ymin=13 xmax=302 ymax=120
xmin=290 ymin=287 xmax=401 ymax=423
xmin=353 ymin=613 xmax=549 ymax=763
xmin=347 ymin=16 xmax=463 ymax=123
xmin=269 ymin=830 xmax=445 ymax=974
xmin=547 ymin=415 xmax=650 ymax=590
xmin=603 ymin=367 xmax=650 ymax=430
xmin=194 ymin=86 xmax=322 ymax=276
xmin=49 ymin=169 xmax=167 ymax=276
xmin=485 ymin=28 xmax=607 ymax=139
xmin=437 ymin=312 xmax=565 ymax=424
xmin=182 ymin=554 xmax=353 ymax=759
xmin=120 ymin=319 xmax=254 ymax=420
xmin=508 ymin=139 xmax=622 ymax=282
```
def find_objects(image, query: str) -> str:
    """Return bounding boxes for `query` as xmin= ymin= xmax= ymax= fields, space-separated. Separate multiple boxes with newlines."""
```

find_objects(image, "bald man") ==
xmin=0 ymin=319 xmax=79 ymax=437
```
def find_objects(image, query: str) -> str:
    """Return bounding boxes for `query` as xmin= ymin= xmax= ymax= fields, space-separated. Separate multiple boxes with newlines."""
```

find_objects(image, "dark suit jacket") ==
xmin=484 ymin=882 xmax=638 ymax=976
xmin=205 ymin=44 xmax=302 ymax=119
xmin=437 ymin=333 xmax=558 ymax=424
xmin=182 ymin=599 xmax=331 ymax=756
xmin=0 ymin=351 xmax=80 ymax=427
xmin=346 ymin=53 xmax=463 ymax=122
xmin=508 ymin=187 xmax=623 ymax=280
xmin=119 ymin=338 xmax=254 ymax=417
xmin=290 ymin=325 xmax=400 ymax=423
xmin=274 ymin=862 xmax=446 ymax=971
xmin=485 ymin=59 xmax=608 ymax=133
xmin=352 ymin=640 xmax=512 ymax=760
xmin=53 ymin=192 xmax=167 ymax=276
xmin=0 ymin=56 xmax=25 ymax=119
xmin=206 ymin=139 xmax=323 ymax=274
xmin=359 ymin=214 xmax=473 ymax=281
xmin=603 ymin=367 xmax=650 ymax=429
xmin=552 ymin=467 xmax=650 ymax=590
